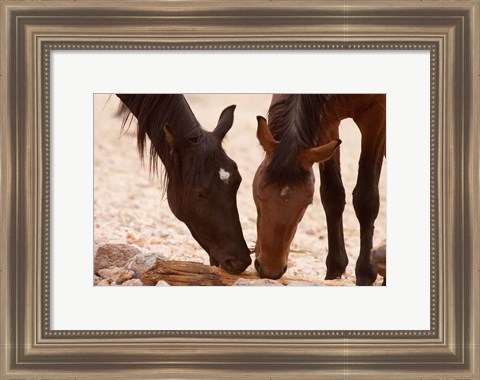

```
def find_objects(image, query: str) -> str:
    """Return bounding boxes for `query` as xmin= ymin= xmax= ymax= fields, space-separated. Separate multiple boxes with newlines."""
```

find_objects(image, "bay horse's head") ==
xmin=253 ymin=116 xmax=341 ymax=279
xmin=163 ymin=105 xmax=252 ymax=274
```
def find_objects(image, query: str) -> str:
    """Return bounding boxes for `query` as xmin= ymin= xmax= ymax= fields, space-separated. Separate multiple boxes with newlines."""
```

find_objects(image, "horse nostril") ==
xmin=222 ymin=257 xmax=250 ymax=275
xmin=254 ymin=259 xmax=265 ymax=277
xmin=255 ymin=259 xmax=285 ymax=280
xmin=222 ymin=259 xmax=236 ymax=274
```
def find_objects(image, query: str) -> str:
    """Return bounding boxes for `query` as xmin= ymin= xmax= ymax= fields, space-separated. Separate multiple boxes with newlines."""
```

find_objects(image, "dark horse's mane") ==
xmin=266 ymin=94 xmax=334 ymax=185
xmin=116 ymin=94 xmax=223 ymax=195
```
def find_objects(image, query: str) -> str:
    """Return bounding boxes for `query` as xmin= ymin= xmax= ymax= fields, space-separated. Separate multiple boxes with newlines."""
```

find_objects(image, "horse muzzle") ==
xmin=254 ymin=259 xmax=287 ymax=280
xmin=219 ymin=250 xmax=252 ymax=275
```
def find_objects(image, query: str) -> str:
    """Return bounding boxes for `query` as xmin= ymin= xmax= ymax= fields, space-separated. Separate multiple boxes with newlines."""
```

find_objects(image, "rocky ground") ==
xmin=93 ymin=94 xmax=386 ymax=286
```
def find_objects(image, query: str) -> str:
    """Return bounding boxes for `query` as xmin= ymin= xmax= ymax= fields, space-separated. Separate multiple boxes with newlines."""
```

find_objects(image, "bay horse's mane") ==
xmin=117 ymin=94 xmax=223 ymax=195
xmin=266 ymin=94 xmax=334 ymax=185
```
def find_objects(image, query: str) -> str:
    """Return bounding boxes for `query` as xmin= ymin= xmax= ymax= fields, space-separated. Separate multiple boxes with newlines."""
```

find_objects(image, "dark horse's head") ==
xmin=116 ymin=94 xmax=251 ymax=274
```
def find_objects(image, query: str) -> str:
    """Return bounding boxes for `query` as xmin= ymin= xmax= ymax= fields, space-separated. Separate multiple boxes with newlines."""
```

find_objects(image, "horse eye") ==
xmin=194 ymin=189 xmax=207 ymax=199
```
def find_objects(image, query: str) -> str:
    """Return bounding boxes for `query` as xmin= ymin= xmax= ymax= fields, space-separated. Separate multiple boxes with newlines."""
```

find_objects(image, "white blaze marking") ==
xmin=280 ymin=186 xmax=290 ymax=197
xmin=219 ymin=168 xmax=231 ymax=184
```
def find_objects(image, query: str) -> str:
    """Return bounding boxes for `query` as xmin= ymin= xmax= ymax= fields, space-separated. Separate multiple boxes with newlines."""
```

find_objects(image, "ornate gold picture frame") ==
xmin=1 ymin=1 xmax=478 ymax=378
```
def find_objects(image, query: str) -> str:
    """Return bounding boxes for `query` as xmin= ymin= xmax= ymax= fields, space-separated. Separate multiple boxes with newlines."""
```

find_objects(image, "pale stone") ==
xmin=370 ymin=240 xmax=386 ymax=278
xmin=287 ymin=281 xmax=316 ymax=286
xmin=232 ymin=278 xmax=283 ymax=286
xmin=124 ymin=252 xmax=168 ymax=279
xmin=96 ymin=279 xmax=110 ymax=286
xmin=98 ymin=267 xmax=135 ymax=284
xmin=94 ymin=244 xmax=141 ymax=274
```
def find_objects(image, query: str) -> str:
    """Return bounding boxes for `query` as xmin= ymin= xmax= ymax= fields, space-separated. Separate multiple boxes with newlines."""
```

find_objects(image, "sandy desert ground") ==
xmin=94 ymin=94 xmax=386 ymax=285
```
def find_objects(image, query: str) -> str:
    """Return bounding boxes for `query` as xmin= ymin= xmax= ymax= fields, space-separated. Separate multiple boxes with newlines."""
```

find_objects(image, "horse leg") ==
xmin=319 ymin=149 xmax=348 ymax=279
xmin=353 ymin=115 xmax=385 ymax=286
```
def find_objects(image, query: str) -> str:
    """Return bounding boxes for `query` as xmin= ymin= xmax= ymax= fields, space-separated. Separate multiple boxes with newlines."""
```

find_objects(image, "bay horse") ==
xmin=253 ymin=94 xmax=385 ymax=285
xmin=116 ymin=94 xmax=251 ymax=274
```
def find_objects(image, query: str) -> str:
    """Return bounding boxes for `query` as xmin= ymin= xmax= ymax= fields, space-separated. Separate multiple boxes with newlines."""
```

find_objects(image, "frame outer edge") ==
xmin=1 ymin=2 xmax=14 ymax=378
xmin=450 ymin=5 xmax=478 ymax=372
xmin=467 ymin=3 xmax=479 ymax=378
xmin=1 ymin=1 xmax=479 ymax=379
xmin=0 ymin=2 xmax=6 ymax=379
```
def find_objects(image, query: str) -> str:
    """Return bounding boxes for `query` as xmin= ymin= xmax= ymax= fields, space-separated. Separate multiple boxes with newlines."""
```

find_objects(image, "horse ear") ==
xmin=256 ymin=116 xmax=278 ymax=158
xmin=300 ymin=139 xmax=341 ymax=168
xmin=212 ymin=105 xmax=236 ymax=141
xmin=164 ymin=123 xmax=199 ymax=154
xmin=163 ymin=123 xmax=176 ymax=149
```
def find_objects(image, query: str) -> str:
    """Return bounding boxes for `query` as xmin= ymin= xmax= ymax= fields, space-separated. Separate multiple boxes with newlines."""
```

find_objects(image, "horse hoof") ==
xmin=324 ymin=271 xmax=343 ymax=280
xmin=355 ymin=276 xmax=376 ymax=286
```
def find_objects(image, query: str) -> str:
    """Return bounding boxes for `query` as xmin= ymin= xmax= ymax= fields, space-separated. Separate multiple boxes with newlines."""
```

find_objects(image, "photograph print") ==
xmin=93 ymin=94 xmax=386 ymax=287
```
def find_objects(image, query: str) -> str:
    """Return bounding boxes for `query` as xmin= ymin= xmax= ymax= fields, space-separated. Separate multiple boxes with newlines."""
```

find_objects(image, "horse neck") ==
xmin=323 ymin=94 xmax=384 ymax=122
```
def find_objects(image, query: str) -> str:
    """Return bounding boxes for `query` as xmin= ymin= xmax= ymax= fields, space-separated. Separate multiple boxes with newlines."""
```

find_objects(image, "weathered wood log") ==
xmin=140 ymin=258 xmax=352 ymax=286
xmin=141 ymin=259 xmax=261 ymax=286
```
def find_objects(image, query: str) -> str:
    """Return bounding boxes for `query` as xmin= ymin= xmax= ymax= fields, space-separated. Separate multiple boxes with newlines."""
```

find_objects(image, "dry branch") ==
xmin=140 ymin=258 xmax=349 ymax=286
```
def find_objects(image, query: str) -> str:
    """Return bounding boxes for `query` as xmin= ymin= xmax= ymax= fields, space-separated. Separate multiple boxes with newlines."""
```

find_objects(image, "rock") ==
xmin=124 ymin=252 xmax=168 ymax=279
xmin=286 ymin=281 xmax=316 ymax=286
xmin=93 ymin=275 xmax=102 ymax=286
xmin=232 ymin=278 xmax=283 ymax=286
xmin=93 ymin=237 xmax=108 ymax=255
xmin=370 ymin=240 xmax=386 ymax=278
xmin=98 ymin=267 xmax=135 ymax=284
xmin=94 ymin=244 xmax=141 ymax=274
xmin=96 ymin=279 xmax=110 ymax=286
xmin=122 ymin=279 xmax=143 ymax=286
xmin=322 ymin=279 xmax=350 ymax=286
xmin=155 ymin=280 xmax=171 ymax=286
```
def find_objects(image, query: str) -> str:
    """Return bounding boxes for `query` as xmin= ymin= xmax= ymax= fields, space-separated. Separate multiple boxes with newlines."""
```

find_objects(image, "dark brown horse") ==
xmin=253 ymin=94 xmax=385 ymax=285
xmin=116 ymin=94 xmax=251 ymax=274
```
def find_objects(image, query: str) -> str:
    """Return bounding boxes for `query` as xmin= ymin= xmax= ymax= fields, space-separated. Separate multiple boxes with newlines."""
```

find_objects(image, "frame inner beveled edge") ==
xmin=41 ymin=41 xmax=439 ymax=339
